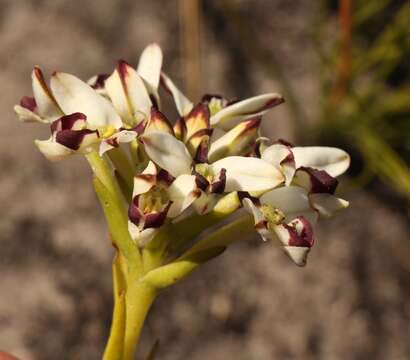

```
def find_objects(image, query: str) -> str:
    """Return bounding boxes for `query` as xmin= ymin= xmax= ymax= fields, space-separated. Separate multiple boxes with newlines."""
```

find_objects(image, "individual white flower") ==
xmin=29 ymin=70 xmax=126 ymax=161
xmin=128 ymin=161 xmax=198 ymax=246
xmin=35 ymin=112 xmax=99 ymax=161
xmin=242 ymin=144 xmax=350 ymax=265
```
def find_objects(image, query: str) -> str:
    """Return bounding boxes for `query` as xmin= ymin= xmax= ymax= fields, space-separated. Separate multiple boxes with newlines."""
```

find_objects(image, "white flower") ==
xmin=128 ymin=161 xmax=198 ymax=245
xmin=242 ymin=145 xmax=350 ymax=266
xmin=30 ymin=71 xmax=124 ymax=161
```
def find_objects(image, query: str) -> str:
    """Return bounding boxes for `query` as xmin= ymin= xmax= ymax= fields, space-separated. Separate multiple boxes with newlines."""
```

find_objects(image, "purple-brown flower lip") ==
xmin=90 ymin=74 xmax=110 ymax=89
xmin=20 ymin=96 xmax=36 ymax=112
xmin=50 ymin=113 xmax=98 ymax=151
xmin=297 ymin=167 xmax=338 ymax=194
xmin=284 ymin=216 xmax=314 ymax=247
xmin=210 ymin=168 xmax=226 ymax=194
xmin=143 ymin=202 xmax=172 ymax=229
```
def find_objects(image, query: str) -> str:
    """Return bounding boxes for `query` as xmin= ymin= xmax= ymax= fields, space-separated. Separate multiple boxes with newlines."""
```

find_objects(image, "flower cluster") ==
xmin=15 ymin=43 xmax=350 ymax=266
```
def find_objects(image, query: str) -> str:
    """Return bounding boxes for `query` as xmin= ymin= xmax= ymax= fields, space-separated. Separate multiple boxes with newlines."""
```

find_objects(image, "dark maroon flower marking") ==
xmin=20 ymin=96 xmax=37 ymax=112
xmin=237 ymin=191 xmax=262 ymax=207
xmin=90 ymin=74 xmax=109 ymax=89
xmin=55 ymin=129 xmax=96 ymax=150
xmin=149 ymin=94 xmax=159 ymax=109
xmin=128 ymin=196 xmax=144 ymax=225
xmin=297 ymin=167 xmax=338 ymax=194
xmin=194 ymin=137 xmax=210 ymax=163
xmin=51 ymin=113 xmax=87 ymax=134
xmin=284 ymin=216 xmax=314 ymax=248
xmin=194 ymin=172 xmax=209 ymax=192
xmin=275 ymin=138 xmax=294 ymax=147
xmin=143 ymin=202 xmax=172 ymax=229
xmin=157 ymin=169 xmax=175 ymax=185
xmin=210 ymin=168 xmax=226 ymax=194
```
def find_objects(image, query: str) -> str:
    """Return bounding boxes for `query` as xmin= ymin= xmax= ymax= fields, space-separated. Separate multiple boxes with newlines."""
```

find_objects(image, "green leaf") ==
xmin=142 ymin=247 xmax=226 ymax=289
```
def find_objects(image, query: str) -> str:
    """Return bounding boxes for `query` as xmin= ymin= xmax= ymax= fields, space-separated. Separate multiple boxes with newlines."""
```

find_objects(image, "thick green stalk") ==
xmin=103 ymin=255 xmax=127 ymax=360
xmin=122 ymin=278 xmax=157 ymax=360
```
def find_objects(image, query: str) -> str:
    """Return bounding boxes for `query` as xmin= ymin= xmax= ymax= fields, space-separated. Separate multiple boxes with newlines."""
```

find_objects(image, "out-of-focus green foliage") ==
xmin=319 ymin=0 xmax=410 ymax=198
xmin=218 ymin=0 xmax=410 ymax=198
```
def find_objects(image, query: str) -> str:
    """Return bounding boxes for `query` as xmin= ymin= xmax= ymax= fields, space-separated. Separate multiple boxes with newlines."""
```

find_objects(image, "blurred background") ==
xmin=0 ymin=0 xmax=409 ymax=359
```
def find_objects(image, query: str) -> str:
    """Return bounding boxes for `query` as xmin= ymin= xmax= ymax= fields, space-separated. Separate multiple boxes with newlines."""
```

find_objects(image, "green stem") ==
xmin=123 ymin=278 xmax=157 ymax=360
xmin=103 ymin=255 xmax=127 ymax=360
xmin=86 ymin=151 xmax=124 ymax=201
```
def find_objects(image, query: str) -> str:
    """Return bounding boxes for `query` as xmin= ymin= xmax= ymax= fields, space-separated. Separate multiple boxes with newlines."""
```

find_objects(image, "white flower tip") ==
xmin=283 ymin=246 xmax=310 ymax=267
xmin=35 ymin=139 xmax=73 ymax=161
xmin=309 ymin=193 xmax=349 ymax=218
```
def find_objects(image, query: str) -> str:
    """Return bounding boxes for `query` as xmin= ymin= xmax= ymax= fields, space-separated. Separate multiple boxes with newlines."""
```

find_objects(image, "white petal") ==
xmin=132 ymin=161 xmax=158 ymax=197
xmin=137 ymin=43 xmax=163 ymax=91
xmin=167 ymin=174 xmax=198 ymax=217
xmin=105 ymin=61 xmax=152 ymax=125
xmin=292 ymin=146 xmax=350 ymax=177
xmin=14 ymin=105 xmax=46 ymax=123
xmin=141 ymin=132 xmax=192 ymax=177
xmin=210 ymin=93 xmax=283 ymax=130
xmin=242 ymin=198 xmax=264 ymax=224
xmin=208 ymin=118 xmax=260 ymax=162
xmin=282 ymin=246 xmax=310 ymax=267
xmin=262 ymin=144 xmax=295 ymax=186
xmin=35 ymin=138 xmax=74 ymax=161
xmin=260 ymin=186 xmax=310 ymax=216
xmin=32 ymin=67 xmax=63 ymax=121
xmin=309 ymin=193 xmax=349 ymax=218
xmin=128 ymin=220 xmax=157 ymax=247
xmin=50 ymin=72 xmax=122 ymax=129
xmin=137 ymin=228 xmax=158 ymax=247
xmin=211 ymin=156 xmax=284 ymax=192
xmin=160 ymin=72 xmax=193 ymax=116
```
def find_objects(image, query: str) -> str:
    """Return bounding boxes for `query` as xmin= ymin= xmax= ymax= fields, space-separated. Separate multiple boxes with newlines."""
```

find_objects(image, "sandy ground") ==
xmin=0 ymin=1 xmax=409 ymax=359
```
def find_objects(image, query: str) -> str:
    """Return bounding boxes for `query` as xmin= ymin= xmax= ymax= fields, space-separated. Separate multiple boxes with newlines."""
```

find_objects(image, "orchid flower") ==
xmin=242 ymin=143 xmax=350 ymax=265
xmin=128 ymin=161 xmax=198 ymax=246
